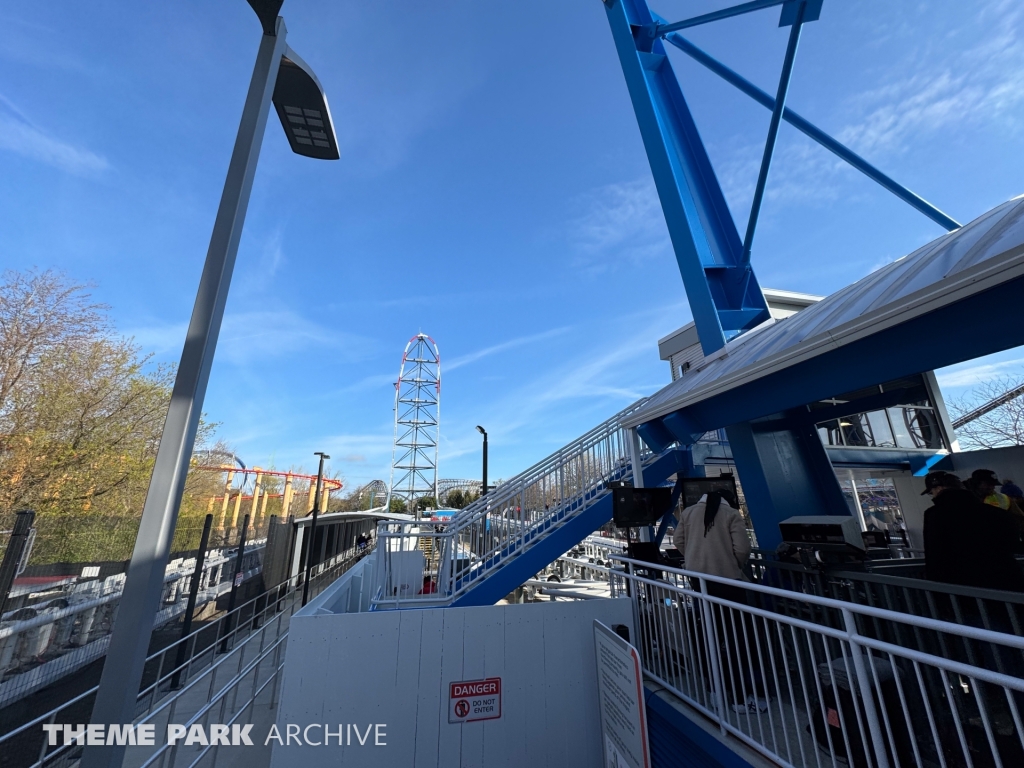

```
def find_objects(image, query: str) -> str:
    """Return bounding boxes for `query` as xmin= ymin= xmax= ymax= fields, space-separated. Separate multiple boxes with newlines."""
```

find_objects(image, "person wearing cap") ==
xmin=969 ymin=469 xmax=1024 ymax=518
xmin=922 ymin=471 xmax=1024 ymax=592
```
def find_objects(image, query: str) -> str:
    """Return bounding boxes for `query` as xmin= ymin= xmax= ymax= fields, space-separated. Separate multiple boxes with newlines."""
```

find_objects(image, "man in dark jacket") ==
xmin=922 ymin=471 xmax=1024 ymax=592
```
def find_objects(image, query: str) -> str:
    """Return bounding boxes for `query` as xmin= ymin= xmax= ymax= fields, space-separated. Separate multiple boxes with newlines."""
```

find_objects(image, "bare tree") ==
xmin=0 ymin=270 xmax=104 ymax=411
xmin=948 ymin=374 xmax=1024 ymax=450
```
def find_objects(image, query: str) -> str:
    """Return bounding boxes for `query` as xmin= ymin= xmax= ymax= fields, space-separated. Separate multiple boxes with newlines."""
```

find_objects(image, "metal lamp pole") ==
xmin=301 ymin=451 xmax=329 ymax=606
xmin=84 ymin=4 xmax=338 ymax=765
xmin=476 ymin=426 xmax=488 ymax=497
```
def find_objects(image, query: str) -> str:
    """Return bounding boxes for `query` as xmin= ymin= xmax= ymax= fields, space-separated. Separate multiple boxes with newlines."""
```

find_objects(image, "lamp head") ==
xmin=314 ymin=452 xmax=330 ymax=460
xmin=476 ymin=426 xmax=486 ymax=436
xmin=272 ymin=47 xmax=340 ymax=160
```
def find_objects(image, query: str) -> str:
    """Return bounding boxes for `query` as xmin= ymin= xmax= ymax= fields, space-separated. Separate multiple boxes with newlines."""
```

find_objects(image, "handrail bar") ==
xmin=609 ymin=555 xmax=1024 ymax=648
xmin=0 ymin=544 xmax=371 ymax=752
xmin=826 ymin=567 xmax=1024 ymax=604
xmin=616 ymin=561 xmax=1024 ymax=691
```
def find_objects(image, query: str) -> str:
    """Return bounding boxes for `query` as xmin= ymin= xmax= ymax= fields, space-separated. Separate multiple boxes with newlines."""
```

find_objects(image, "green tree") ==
xmin=0 ymin=270 xmax=218 ymax=563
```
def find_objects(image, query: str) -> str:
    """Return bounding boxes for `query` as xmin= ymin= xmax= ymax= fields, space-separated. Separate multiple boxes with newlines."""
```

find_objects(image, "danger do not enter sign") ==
xmin=448 ymin=677 xmax=502 ymax=724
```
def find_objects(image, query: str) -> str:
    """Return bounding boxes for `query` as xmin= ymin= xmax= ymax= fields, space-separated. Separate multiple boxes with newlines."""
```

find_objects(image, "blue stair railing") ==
xmin=371 ymin=397 xmax=682 ymax=609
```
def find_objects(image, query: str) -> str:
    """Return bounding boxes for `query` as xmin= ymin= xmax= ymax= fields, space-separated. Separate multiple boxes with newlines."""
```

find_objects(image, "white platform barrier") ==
xmin=271 ymin=588 xmax=634 ymax=768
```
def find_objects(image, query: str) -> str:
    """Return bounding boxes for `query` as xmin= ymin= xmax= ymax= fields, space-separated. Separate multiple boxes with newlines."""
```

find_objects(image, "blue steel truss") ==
xmin=604 ymin=0 xmax=959 ymax=356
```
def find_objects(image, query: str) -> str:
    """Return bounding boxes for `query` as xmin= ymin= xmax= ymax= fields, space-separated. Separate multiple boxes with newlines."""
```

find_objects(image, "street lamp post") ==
xmin=83 ymin=4 xmax=338 ymax=765
xmin=476 ymin=426 xmax=488 ymax=497
xmin=302 ymin=451 xmax=330 ymax=606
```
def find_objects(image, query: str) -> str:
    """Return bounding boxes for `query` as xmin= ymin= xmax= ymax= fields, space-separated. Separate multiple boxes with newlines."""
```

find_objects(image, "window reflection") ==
xmin=817 ymin=406 xmax=944 ymax=450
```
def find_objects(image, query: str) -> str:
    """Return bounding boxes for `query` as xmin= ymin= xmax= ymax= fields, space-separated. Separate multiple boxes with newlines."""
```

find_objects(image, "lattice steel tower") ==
xmin=387 ymin=333 xmax=441 ymax=511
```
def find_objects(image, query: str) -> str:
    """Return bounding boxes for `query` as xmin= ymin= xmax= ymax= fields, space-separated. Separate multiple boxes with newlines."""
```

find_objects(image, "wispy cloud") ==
xmin=461 ymin=303 xmax=684 ymax=445
xmin=237 ymin=229 xmax=286 ymax=295
xmin=445 ymin=327 xmax=571 ymax=372
xmin=0 ymin=93 xmax=108 ymax=176
xmin=569 ymin=178 xmax=671 ymax=276
xmin=713 ymin=0 xmax=1024 ymax=221
xmin=838 ymin=2 xmax=1024 ymax=158
xmin=125 ymin=310 xmax=374 ymax=365
xmin=125 ymin=320 xmax=188 ymax=357
xmin=936 ymin=358 xmax=1024 ymax=389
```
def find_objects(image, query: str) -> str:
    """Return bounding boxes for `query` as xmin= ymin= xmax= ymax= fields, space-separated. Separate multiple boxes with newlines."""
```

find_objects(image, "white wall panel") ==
xmin=271 ymin=598 xmax=633 ymax=768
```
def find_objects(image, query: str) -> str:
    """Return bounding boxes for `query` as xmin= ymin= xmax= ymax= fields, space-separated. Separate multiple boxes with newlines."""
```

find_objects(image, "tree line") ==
xmin=0 ymin=270 xmax=223 ymax=564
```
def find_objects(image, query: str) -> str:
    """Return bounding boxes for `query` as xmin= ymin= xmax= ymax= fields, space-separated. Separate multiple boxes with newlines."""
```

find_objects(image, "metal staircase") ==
xmin=371 ymin=398 xmax=685 ymax=609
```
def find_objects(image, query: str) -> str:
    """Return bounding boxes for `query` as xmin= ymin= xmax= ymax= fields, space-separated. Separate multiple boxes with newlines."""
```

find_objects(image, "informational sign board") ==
xmin=680 ymin=475 xmax=738 ymax=508
xmin=594 ymin=621 xmax=650 ymax=768
xmin=233 ymin=572 xmax=243 ymax=587
xmin=448 ymin=677 xmax=502 ymax=724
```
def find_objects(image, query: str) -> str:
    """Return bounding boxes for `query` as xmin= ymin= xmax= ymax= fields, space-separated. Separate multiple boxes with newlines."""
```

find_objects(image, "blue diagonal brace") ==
xmin=663 ymin=33 xmax=961 ymax=232
xmin=605 ymin=0 xmax=771 ymax=355
xmin=741 ymin=0 xmax=806 ymax=265
xmin=654 ymin=475 xmax=685 ymax=546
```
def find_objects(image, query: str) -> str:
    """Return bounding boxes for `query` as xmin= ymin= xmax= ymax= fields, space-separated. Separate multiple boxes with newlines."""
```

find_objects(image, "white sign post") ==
xmin=594 ymin=621 xmax=650 ymax=768
xmin=448 ymin=677 xmax=502 ymax=724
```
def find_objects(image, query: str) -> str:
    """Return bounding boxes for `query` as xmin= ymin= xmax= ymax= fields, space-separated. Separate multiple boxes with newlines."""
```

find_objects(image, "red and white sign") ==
xmin=233 ymin=572 xmax=243 ymax=588
xmin=448 ymin=677 xmax=501 ymax=724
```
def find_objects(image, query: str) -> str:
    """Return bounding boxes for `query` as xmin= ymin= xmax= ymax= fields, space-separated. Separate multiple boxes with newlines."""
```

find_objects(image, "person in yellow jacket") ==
xmin=970 ymin=469 xmax=1024 ymax=518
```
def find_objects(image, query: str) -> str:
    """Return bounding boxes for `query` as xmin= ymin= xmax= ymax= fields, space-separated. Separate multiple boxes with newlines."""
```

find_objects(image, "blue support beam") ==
xmin=741 ymin=1 xmax=806 ymax=265
xmin=726 ymin=415 xmax=850 ymax=550
xmin=605 ymin=0 xmax=771 ymax=355
xmin=647 ymin=0 xmax=791 ymax=37
xmin=662 ymin=33 xmax=961 ymax=232
xmin=654 ymin=475 xmax=685 ymax=546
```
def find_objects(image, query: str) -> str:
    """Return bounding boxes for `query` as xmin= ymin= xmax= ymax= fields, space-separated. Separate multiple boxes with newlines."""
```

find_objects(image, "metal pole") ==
xmin=627 ymin=427 xmax=645 ymax=489
xmin=301 ymin=452 xmax=329 ymax=606
xmin=171 ymin=513 xmax=213 ymax=689
xmin=219 ymin=514 xmax=250 ymax=653
xmin=0 ymin=510 xmax=35 ymax=617
xmin=848 ymin=469 xmax=868 ymax=532
xmin=482 ymin=432 xmax=488 ymax=496
xmin=83 ymin=21 xmax=289 ymax=768
xmin=841 ymin=607 xmax=892 ymax=768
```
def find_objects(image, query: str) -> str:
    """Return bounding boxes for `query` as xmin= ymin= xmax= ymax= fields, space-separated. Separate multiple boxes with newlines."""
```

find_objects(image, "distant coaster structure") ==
xmin=192 ymin=463 xmax=343 ymax=537
xmin=387 ymin=333 xmax=441 ymax=511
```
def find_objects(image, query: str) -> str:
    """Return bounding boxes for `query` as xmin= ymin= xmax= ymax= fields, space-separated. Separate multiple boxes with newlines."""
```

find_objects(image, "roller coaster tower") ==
xmin=387 ymin=333 xmax=441 ymax=512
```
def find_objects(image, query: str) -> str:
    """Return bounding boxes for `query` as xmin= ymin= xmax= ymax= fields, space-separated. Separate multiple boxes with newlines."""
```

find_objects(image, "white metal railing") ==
xmin=0 ymin=541 xmax=265 ymax=709
xmin=612 ymin=556 xmax=1024 ymax=768
xmin=0 ymin=544 xmax=369 ymax=768
xmin=372 ymin=398 xmax=655 ymax=609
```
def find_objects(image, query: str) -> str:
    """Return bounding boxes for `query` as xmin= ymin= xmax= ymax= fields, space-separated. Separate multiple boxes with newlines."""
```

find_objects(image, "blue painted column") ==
xmin=726 ymin=415 xmax=850 ymax=550
xmin=604 ymin=0 xmax=771 ymax=355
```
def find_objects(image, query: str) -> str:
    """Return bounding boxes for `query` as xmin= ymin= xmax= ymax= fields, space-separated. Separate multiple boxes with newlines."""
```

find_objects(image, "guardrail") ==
xmin=0 ymin=542 xmax=265 ymax=709
xmin=371 ymin=399 xmax=655 ymax=609
xmin=0 ymin=543 xmax=370 ymax=768
xmin=611 ymin=555 xmax=1024 ymax=768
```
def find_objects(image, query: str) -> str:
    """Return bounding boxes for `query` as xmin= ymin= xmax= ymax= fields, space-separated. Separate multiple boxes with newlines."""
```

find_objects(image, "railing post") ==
xmin=171 ymin=513 xmax=213 ymax=689
xmin=697 ymin=576 xmax=728 ymax=734
xmin=841 ymin=607 xmax=891 ymax=768
xmin=627 ymin=428 xmax=645 ymax=489
xmin=0 ymin=510 xmax=35 ymax=618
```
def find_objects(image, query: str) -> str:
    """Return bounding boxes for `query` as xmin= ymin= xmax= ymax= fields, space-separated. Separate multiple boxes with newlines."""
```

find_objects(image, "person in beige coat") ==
xmin=672 ymin=491 xmax=751 ymax=589
xmin=672 ymin=490 xmax=764 ymax=714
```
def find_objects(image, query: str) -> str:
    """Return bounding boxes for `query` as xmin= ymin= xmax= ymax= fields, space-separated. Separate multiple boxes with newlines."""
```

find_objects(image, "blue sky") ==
xmin=2 ymin=0 xmax=1023 ymax=490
